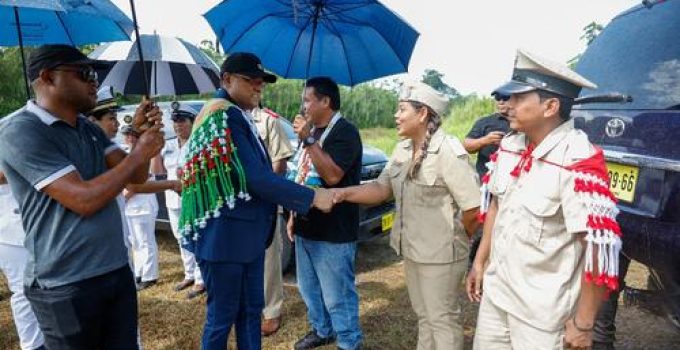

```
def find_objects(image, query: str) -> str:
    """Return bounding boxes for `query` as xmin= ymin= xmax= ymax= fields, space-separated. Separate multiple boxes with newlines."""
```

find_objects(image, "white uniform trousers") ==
xmin=168 ymin=207 xmax=203 ymax=284
xmin=0 ymin=243 xmax=45 ymax=350
xmin=127 ymin=213 xmax=159 ymax=282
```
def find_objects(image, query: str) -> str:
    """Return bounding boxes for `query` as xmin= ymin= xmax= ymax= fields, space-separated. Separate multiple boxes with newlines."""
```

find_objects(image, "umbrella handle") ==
xmin=128 ymin=0 xmax=149 ymax=99
xmin=13 ymin=7 xmax=31 ymax=99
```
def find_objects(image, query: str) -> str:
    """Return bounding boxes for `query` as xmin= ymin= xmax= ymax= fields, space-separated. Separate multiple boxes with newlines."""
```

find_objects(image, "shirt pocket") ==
xmin=520 ymin=194 xmax=561 ymax=244
xmin=412 ymin=166 xmax=449 ymax=207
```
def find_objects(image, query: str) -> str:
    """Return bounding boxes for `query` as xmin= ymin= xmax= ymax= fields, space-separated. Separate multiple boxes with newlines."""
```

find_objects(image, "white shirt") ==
xmin=0 ymin=184 xmax=25 ymax=246
xmin=161 ymin=138 xmax=187 ymax=210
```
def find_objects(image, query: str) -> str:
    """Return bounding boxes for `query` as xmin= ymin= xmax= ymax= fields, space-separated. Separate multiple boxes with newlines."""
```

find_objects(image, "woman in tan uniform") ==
xmin=333 ymin=81 xmax=480 ymax=350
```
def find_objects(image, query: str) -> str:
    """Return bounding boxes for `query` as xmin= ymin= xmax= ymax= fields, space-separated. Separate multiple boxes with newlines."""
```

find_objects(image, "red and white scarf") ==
xmin=479 ymin=146 xmax=623 ymax=292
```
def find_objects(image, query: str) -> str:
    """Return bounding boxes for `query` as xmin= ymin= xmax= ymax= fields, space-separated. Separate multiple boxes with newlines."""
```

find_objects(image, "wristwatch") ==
xmin=302 ymin=136 xmax=316 ymax=148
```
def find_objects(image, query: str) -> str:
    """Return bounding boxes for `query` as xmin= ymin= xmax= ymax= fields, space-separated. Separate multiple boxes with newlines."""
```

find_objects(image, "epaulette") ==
xmin=446 ymin=136 xmax=468 ymax=158
xmin=263 ymin=108 xmax=280 ymax=119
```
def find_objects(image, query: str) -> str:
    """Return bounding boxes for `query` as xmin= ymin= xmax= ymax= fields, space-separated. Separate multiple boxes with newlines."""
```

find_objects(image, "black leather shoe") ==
xmin=186 ymin=284 xmax=206 ymax=299
xmin=136 ymin=280 xmax=157 ymax=291
xmin=592 ymin=341 xmax=615 ymax=350
xmin=294 ymin=330 xmax=335 ymax=350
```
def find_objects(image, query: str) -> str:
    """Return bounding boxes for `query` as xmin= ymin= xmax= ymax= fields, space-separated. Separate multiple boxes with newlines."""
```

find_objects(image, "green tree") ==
xmin=421 ymin=69 xmax=459 ymax=99
xmin=199 ymin=39 xmax=226 ymax=66
xmin=581 ymin=21 xmax=604 ymax=46
xmin=569 ymin=21 xmax=603 ymax=68
xmin=0 ymin=47 xmax=27 ymax=116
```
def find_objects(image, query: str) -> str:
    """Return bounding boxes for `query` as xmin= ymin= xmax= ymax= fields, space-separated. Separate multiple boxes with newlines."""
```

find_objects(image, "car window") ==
xmin=575 ymin=0 xmax=680 ymax=110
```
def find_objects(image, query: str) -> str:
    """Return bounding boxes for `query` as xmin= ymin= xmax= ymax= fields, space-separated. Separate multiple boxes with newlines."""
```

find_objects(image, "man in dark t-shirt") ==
xmin=289 ymin=77 xmax=363 ymax=350
xmin=464 ymin=94 xmax=512 ymax=177
xmin=463 ymin=93 xmax=512 ymax=268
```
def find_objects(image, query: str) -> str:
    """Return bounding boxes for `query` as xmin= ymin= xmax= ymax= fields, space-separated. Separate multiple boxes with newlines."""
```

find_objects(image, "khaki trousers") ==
xmin=473 ymin=294 xmax=564 ymax=350
xmin=404 ymin=258 xmax=466 ymax=350
xmin=263 ymin=215 xmax=284 ymax=319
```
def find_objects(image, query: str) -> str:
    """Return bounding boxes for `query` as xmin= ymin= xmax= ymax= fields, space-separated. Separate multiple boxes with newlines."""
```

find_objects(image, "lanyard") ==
xmin=312 ymin=112 xmax=342 ymax=147
xmin=290 ymin=113 xmax=343 ymax=186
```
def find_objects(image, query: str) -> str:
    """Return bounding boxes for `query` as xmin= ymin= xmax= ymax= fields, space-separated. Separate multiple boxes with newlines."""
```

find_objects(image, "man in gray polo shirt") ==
xmin=0 ymin=45 xmax=165 ymax=350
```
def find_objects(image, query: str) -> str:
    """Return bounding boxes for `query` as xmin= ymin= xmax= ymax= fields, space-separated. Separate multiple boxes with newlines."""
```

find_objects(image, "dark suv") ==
xmin=118 ymin=102 xmax=395 ymax=271
xmin=572 ymin=0 xmax=680 ymax=331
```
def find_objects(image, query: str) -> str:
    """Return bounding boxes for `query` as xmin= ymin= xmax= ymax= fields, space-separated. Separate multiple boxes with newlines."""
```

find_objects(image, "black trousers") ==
xmin=593 ymin=254 xmax=632 ymax=344
xmin=24 ymin=266 xmax=139 ymax=350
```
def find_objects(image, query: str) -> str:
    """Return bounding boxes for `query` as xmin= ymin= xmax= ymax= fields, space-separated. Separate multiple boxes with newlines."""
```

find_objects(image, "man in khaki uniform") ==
xmin=334 ymin=81 xmax=481 ymax=350
xmin=252 ymin=106 xmax=294 ymax=336
xmin=468 ymin=50 xmax=622 ymax=350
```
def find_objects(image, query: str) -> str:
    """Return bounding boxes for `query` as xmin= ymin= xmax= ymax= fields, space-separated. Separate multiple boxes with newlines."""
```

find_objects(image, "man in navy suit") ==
xmin=182 ymin=52 xmax=334 ymax=350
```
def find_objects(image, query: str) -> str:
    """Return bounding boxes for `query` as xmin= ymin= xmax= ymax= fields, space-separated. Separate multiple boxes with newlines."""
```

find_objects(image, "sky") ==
xmin=111 ymin=0 xmax=640 ymax=95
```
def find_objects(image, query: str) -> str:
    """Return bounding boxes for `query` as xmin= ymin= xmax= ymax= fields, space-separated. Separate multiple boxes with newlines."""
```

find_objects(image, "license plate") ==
xmin=606 ymin=162 xmax=639 ymax=203
xmin=381 ymin=212 xmax=394 ymax=232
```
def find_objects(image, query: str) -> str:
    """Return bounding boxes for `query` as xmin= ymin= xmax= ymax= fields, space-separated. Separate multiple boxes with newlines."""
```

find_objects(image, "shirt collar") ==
xmin=26 ymin=100 xmax=60 ymax=125
xmin=504 ymin=119 xmax=574 ymax=159
xmin=251 ymin=108 xmax=262 ymax=122
xmin=25 ymin=100 xmax=86 ymax=127
xmin=531 ymin=119 xmax=573 ymax=160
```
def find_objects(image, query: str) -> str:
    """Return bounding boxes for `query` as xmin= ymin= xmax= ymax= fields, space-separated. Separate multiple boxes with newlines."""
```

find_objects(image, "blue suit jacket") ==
xmin=184 ymin=100 xmax=314 ymax=263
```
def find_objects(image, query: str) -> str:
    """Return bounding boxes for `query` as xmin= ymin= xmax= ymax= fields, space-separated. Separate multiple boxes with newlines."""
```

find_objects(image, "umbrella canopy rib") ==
xmin=54 ymin=11 xmax=74 ymax=45
xmin=284 ymin=13 xmax=314 ymax=77
xmin=319 ymin=16 xmax=354 ymax=85
xmin=220 ymin=12 xmax=286 ymax=54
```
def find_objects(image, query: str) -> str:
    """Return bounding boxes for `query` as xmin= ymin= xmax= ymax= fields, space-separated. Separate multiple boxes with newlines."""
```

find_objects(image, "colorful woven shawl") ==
xmin=177 ymin=98 xmax=250 ymax=244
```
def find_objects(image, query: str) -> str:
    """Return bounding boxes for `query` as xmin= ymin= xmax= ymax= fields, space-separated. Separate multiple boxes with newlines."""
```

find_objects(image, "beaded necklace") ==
xmin=288 ymin=112 xmax=342 ymax=187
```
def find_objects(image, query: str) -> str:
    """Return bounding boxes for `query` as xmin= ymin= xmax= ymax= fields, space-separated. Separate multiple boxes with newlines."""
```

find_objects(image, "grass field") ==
xmin=0 ymin=233 xmax=475 ymax=350
xmin=3 ymin=231 xmax=678 ymax=350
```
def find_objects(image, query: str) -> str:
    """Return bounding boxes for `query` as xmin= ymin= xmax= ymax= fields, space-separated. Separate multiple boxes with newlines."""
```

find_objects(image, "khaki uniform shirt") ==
xmin=377 ymin=129 xmax=480 ymax=264
xmin=484 ymin=120 xmax=594 ymax=332
xmin=252 ymin=108 xmax=294 ymax=162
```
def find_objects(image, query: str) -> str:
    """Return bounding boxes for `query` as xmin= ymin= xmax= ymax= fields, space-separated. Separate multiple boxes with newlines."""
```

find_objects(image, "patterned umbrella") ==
xmin=90 ymin=34 xmax=220 ymax=96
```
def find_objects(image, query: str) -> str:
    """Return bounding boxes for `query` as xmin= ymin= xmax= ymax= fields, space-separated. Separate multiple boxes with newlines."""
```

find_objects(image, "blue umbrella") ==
xmin=0 ymin=0 xmax=133 ymax=97
xmin=204 ymin=0 xmax=419 ymax=86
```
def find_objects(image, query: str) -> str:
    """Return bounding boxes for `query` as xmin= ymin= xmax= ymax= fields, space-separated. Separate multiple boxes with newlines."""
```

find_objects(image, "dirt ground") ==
xmin=1 ymin=232 xmax=678 ymax=349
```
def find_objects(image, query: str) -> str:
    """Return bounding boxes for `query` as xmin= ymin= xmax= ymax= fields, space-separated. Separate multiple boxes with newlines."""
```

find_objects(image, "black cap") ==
xmin=28 ymin=44 xmax=109 ymax=82
xmin=220 ymin=52 xmax=277 ymax=83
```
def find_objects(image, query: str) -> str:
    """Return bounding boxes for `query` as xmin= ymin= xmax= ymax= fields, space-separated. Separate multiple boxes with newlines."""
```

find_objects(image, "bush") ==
xmin=443 ymin=94 xmax=496 ymax=140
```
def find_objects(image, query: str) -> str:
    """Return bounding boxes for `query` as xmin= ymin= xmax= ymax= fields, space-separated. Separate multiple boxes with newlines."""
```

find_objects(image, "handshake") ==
xmin=311 ymin=188 xmax=349 ymax=213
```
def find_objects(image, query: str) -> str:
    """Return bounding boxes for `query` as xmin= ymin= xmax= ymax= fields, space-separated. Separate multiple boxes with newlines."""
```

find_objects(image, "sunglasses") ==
xmin=52 ymin=66 xmax=98 ymax=83
xmin=234 ymin=73 xmax=266 ymax=86
xmin=494 ymin=94 xmax=510 ymax=102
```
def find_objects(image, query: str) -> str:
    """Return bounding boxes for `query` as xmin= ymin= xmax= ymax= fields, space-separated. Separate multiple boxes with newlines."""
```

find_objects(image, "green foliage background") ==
xmin=0 ymin=48 xmax=28 ymax=116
